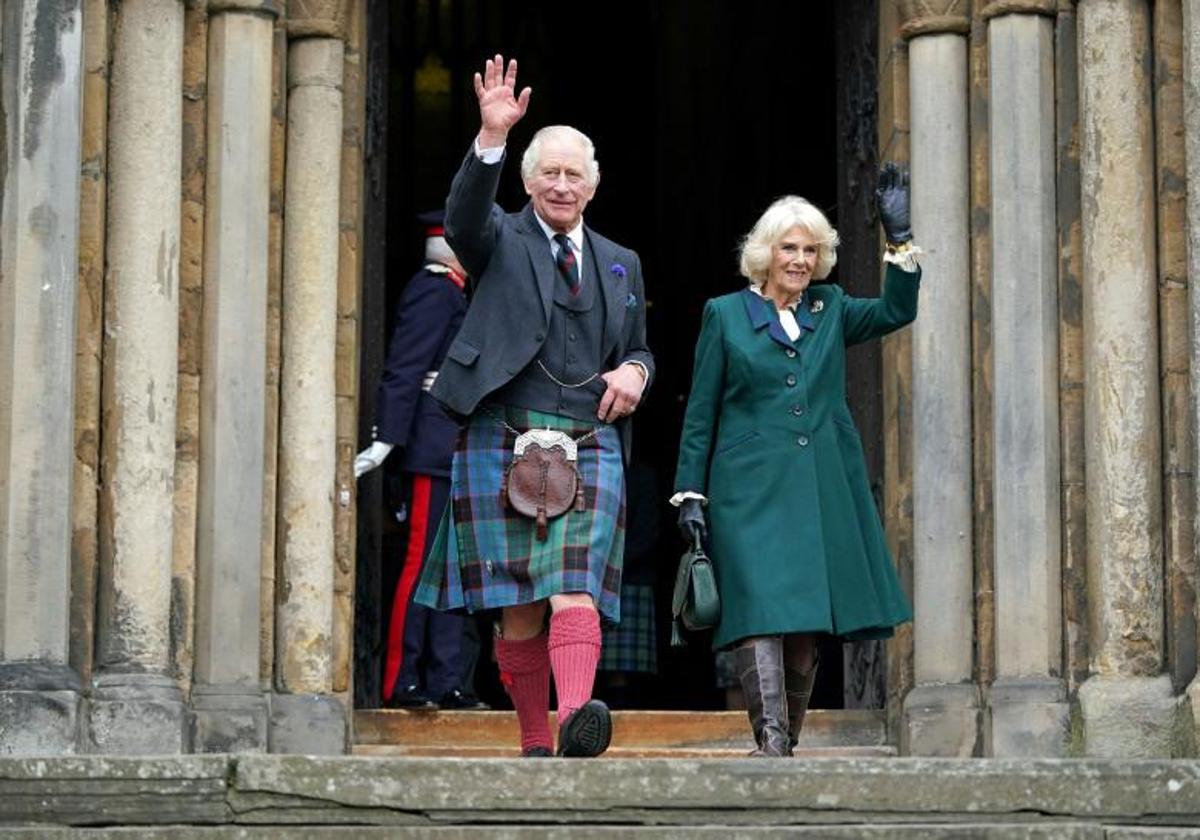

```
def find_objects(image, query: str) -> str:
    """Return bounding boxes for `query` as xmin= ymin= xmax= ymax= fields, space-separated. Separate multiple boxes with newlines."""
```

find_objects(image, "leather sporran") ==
xmin=501 ymin=429 xmax=586 ymax=540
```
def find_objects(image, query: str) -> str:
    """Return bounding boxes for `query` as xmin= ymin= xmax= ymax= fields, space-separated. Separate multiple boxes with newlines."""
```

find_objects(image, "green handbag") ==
xmin=670 ymin=535 xmax=721 ymax=646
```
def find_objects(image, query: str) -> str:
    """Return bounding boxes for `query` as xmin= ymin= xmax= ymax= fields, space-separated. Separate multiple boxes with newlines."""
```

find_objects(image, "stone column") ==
xmin=983 ymin=4 xmax=1070 ymax=756
xmin=1076 ymin=0 xmax=1175 ymax=758
xmin=0 ymin=0 xmax=85 ymax=754
xmin=1183 ymin=0 xmax=1200 ymax=739
xmin=189 ymin=0 xmax=279 ymax=753
xmin=271 ymin=8 xmax=347 ymax=754
xmin=89 ymin=0 xmax=186 ymax=755
xmin=898 ymin=3 xmax=980 ymax=757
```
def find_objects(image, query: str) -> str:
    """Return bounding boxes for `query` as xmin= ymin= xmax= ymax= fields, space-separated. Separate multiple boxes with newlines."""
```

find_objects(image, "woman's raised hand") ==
xmin=475 ymin=54 xmax=532 ymax=147
xmin=875 ymin=162 xmax=912 ymax=245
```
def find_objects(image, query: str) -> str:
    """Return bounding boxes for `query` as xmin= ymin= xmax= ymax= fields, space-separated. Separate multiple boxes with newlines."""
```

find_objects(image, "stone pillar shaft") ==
xmin=0 ymin=0 xmax=84 ymax=665
xmin=190 ymin=7 xmax=276 ymax=753
xmin=1076 ymin=0 xmax=1174 ymax=758
xmin=987 ymin=11 xmax=1069 ymax=757
xmin=0 ymin=0 xmax=86 ymax=755
xmin=91 ymin=0 xmax=185 ymax=755
xmin=272 ymin=34 xmax=345 ymax=754
xmin=903 ymin=30 xmax=979 ymax=757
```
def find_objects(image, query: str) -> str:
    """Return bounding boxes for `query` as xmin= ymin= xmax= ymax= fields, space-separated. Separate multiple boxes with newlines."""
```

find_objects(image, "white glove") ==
xmin=354 ymin=441 xmax=394 ymax=478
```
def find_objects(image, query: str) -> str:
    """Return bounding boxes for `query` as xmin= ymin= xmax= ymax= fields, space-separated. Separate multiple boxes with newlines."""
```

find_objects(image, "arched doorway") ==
xmin=354 ymin=0 xmax=888 ymax=719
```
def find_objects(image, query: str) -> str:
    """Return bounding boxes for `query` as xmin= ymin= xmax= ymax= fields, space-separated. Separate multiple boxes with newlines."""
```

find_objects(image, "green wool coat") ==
xmin=673 ymin=263 xmax=920 ymax=649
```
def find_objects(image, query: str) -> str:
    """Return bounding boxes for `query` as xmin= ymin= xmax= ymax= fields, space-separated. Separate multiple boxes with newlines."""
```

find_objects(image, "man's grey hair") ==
xmin=520 ymin=125 xmax=601 ymax=187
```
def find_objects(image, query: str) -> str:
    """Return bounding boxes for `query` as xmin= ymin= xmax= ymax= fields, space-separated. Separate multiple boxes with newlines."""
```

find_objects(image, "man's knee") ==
xmin=501 ymin=601 xmax=548 ymax=640
xmin=549 ymin=592 xmax=596 ymax=613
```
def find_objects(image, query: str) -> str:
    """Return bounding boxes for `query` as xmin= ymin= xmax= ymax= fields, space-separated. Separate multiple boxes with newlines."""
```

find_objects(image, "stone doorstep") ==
xmin=352 ymin=708 xmax=887 ymax=751
xmin=3 ymin=756 xmax=1200 ymax=829
xmin=351 ymin=743 xmax=900 ymax=759
xmin=0 ymin=825 xmax=1191 ymax=839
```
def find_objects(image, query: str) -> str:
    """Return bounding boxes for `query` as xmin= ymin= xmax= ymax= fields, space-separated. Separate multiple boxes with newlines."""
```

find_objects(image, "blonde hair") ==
xmin=738 ymin=196 xmax=840 ymax=285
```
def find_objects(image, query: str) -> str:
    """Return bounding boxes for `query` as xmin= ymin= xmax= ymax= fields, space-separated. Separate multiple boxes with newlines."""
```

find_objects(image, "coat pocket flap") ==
xmin=446 ymin=339 xmax=480 ymax=366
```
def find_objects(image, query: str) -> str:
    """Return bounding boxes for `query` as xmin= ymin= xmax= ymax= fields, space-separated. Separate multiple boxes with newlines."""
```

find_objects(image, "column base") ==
xmin=190 ymin=683 xmax=269 ymax=753
xmin=987 ymin=676 xmax=1069 ymax=757
xmin=1076 ymin=674 xmax=1180 ymax=758
xmin=269 ymin=693 xmax=346 ymax=754
xmin=0 ymin=663 xmax=83 ymax=755
xmin=901 ymin=682 xmax=981 ymax=756
xmin=87 ymin=672 xmax=185 ymax=754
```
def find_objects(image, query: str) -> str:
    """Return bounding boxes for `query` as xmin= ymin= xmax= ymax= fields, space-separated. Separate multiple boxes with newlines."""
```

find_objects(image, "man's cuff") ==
xmin=622 ymin=360 xmax=650 ymax=397
xmin=473 ymin=137 xmax=505 ymax=164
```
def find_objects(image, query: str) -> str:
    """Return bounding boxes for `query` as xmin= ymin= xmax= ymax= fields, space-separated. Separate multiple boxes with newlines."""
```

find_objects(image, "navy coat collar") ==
xmin=740 ymin=287 xmax=816 ymax=351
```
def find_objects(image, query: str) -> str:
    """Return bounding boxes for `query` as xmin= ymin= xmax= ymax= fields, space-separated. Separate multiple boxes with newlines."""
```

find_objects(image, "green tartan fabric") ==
xmin=599 ymin=582 xmax=657 ymax=673
xmin=414 ymin=406 xmax=626 ymax=622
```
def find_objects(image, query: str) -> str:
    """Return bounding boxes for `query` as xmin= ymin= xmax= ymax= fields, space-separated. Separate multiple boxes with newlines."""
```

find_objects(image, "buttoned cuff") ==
xmin=669 ymin=491 xmax=708 ymax=507
xmin=473 ymin=137 xmax=505 ymax=164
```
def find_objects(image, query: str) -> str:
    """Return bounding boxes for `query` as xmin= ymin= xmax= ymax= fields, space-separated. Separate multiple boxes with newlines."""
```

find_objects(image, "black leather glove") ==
xmin=875 ymin=161 xmax=912 ymax=244
xmin=677 ymin=497 xmax=707 ymax=546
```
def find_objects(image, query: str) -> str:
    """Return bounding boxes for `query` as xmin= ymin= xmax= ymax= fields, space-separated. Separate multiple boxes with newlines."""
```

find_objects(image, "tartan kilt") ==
xmin=599 ymin=582 xmax=657 ymax=673
xmin=413 ymin=405 xmax=626 ymax=623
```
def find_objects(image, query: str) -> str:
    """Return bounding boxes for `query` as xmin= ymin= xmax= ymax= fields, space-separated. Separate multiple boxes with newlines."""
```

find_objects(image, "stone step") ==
xmin=352 ymin=743 xmax=899 ymax=759
xmin=4 ymin=755 xmax=1200 ymax=835
xmin=353 ymin=708 xmax=887 ymax=752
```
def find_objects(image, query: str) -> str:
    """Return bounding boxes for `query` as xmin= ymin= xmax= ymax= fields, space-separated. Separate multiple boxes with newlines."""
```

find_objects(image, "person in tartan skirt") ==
xmin=413 ymin=54 xmax=654 ymax=758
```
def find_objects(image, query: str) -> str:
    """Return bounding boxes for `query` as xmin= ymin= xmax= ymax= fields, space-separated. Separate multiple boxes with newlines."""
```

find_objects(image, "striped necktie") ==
xmin=553 ymin=233 xmax=580 ymax=295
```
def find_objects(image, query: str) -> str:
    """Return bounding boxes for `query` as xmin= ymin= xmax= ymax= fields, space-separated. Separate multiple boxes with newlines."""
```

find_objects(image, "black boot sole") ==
xmin=556 ymin=699 xmax=612 ymax=757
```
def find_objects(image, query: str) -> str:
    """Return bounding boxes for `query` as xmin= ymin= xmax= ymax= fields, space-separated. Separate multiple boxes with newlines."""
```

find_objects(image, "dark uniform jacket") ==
xmin=430 ymin=148 xmax=655 ymax=457
xmin=375 ymin=265 xmax=467 ymax=477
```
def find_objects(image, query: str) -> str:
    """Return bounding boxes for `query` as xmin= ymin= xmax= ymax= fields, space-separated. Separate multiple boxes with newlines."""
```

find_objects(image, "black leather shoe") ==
xmin=437 ymin=688 xmax=490 ymax=710
xmin=386 ymin=684 xmax=437 ymax=710
xmin=556 ymin=699 xmax=612 ymax=757
xmin=521 ymin=745 xmax=553 ymax=757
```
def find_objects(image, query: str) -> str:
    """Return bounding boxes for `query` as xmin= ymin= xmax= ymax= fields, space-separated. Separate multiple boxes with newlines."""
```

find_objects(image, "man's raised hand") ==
xmin=475 ymin=54 xmax=531 ymax=148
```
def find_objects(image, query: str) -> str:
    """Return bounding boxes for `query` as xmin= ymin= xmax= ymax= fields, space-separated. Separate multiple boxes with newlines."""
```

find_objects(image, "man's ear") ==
xmin=586 ymin=173 xmax=600 ymax=199
xmin=523 ymin=178 xmax=534 ymax=197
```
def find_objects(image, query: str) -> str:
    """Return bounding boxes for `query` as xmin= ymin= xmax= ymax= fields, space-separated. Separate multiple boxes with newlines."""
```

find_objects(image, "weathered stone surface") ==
xmin=988 ymin=11 xmax=1060 ymax=700
xmin=71 ymin=0 xmax=110 ymax=687
xmin=1077 ymin=675 xmax=1180 ymax=758
xmin=899 ymin=0 xmax=971 ymax=37
xmin=981 ymin=0 xmax=1057 ymax=18
xmin=98 ymin=0 xmax=184 ymax=685
xmin=906 ymin=29 xmax=976 ymax=755
xmin=268 ymin=692 xmax=345 ymax=754
xmin=0 ymin=686 xmax=81 ymax=755
xmin=193 ymin=9 xmax=273 ymax=705
xmin=87 ymin=673 xmax=185 ymax=755
xmin=1078 ymin=0 xmax=1163 ymax=683
xmin=1153 ymin=0 xmax=1197 ymax=698
xmin=901 ymin=683 xmax=981 ymax=757
xmin=1054 ymin=4 xmax=1089 ymax=697
xmin=0 ymin=0 xmax=84 ymax=671
xmin=190 ymin=685 xmax=268 ymax=754
xmin=969 ymin=0 xmax=996 ymax=696
xmin=275 ymin=36 xmax=343 ymax=697
xmin=988 ymin=677 xmax=1068 ymax=758
xmin=286 ymin=0 xmax=347 ymax=39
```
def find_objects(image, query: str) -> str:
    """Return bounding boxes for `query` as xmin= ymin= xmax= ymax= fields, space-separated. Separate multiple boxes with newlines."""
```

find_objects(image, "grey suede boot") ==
xmin=734 ymin=637 xmax=790 ymax=757
xmin=784 ymin=659 xmax=818 ymax=756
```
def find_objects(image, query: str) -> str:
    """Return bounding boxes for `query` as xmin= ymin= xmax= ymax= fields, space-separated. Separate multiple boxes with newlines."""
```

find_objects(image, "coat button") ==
xmin=786 ymin=349 xmax=797 ymax=358
xmin=797 ymin=435 xmax=809 ymax=447
xmin=785 ymin=374 xmax=797 ymax=387
xmin=792 ymin=406 xmax=805 ymax=416
xmin=535 ymin=332 xmax=545 ymax=342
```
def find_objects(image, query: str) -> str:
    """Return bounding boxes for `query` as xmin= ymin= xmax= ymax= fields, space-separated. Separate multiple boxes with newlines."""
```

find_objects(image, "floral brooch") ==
xmin=810 ymin=299 xmax=824 ymax=314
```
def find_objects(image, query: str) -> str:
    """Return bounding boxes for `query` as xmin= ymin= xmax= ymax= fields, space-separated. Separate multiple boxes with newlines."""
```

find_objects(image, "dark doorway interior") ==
xmin=356 ymin=0 xmax=885 ymax=712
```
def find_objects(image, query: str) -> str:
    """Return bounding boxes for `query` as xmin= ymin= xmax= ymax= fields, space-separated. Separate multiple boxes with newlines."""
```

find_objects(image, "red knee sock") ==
xmin=494 ymin=633 xmax=552 ymax=752
xmin=547 ymin=606 xmax=602 ymax=727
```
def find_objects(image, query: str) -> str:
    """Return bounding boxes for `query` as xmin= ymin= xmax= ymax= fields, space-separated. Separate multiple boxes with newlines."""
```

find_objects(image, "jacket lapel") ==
xmin=586 ymin=226 xmax=628 ymax=360
xmin=741 ymin=288 xmax=796 ymax=351
xmin=518 ymin=204 xmax=555 ymax=326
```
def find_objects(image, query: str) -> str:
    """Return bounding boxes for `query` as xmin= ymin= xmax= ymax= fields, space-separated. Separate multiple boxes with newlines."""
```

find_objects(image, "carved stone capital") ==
xmin=208 ymin=0 xmax=281 ymax=16
xmin=898 ymin=0 xmax=970 ymax=38
xmin=286 ymin=0 xmax=348 ymax=39
xmin=981 ymin=0 xmax=1057 ymax=19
